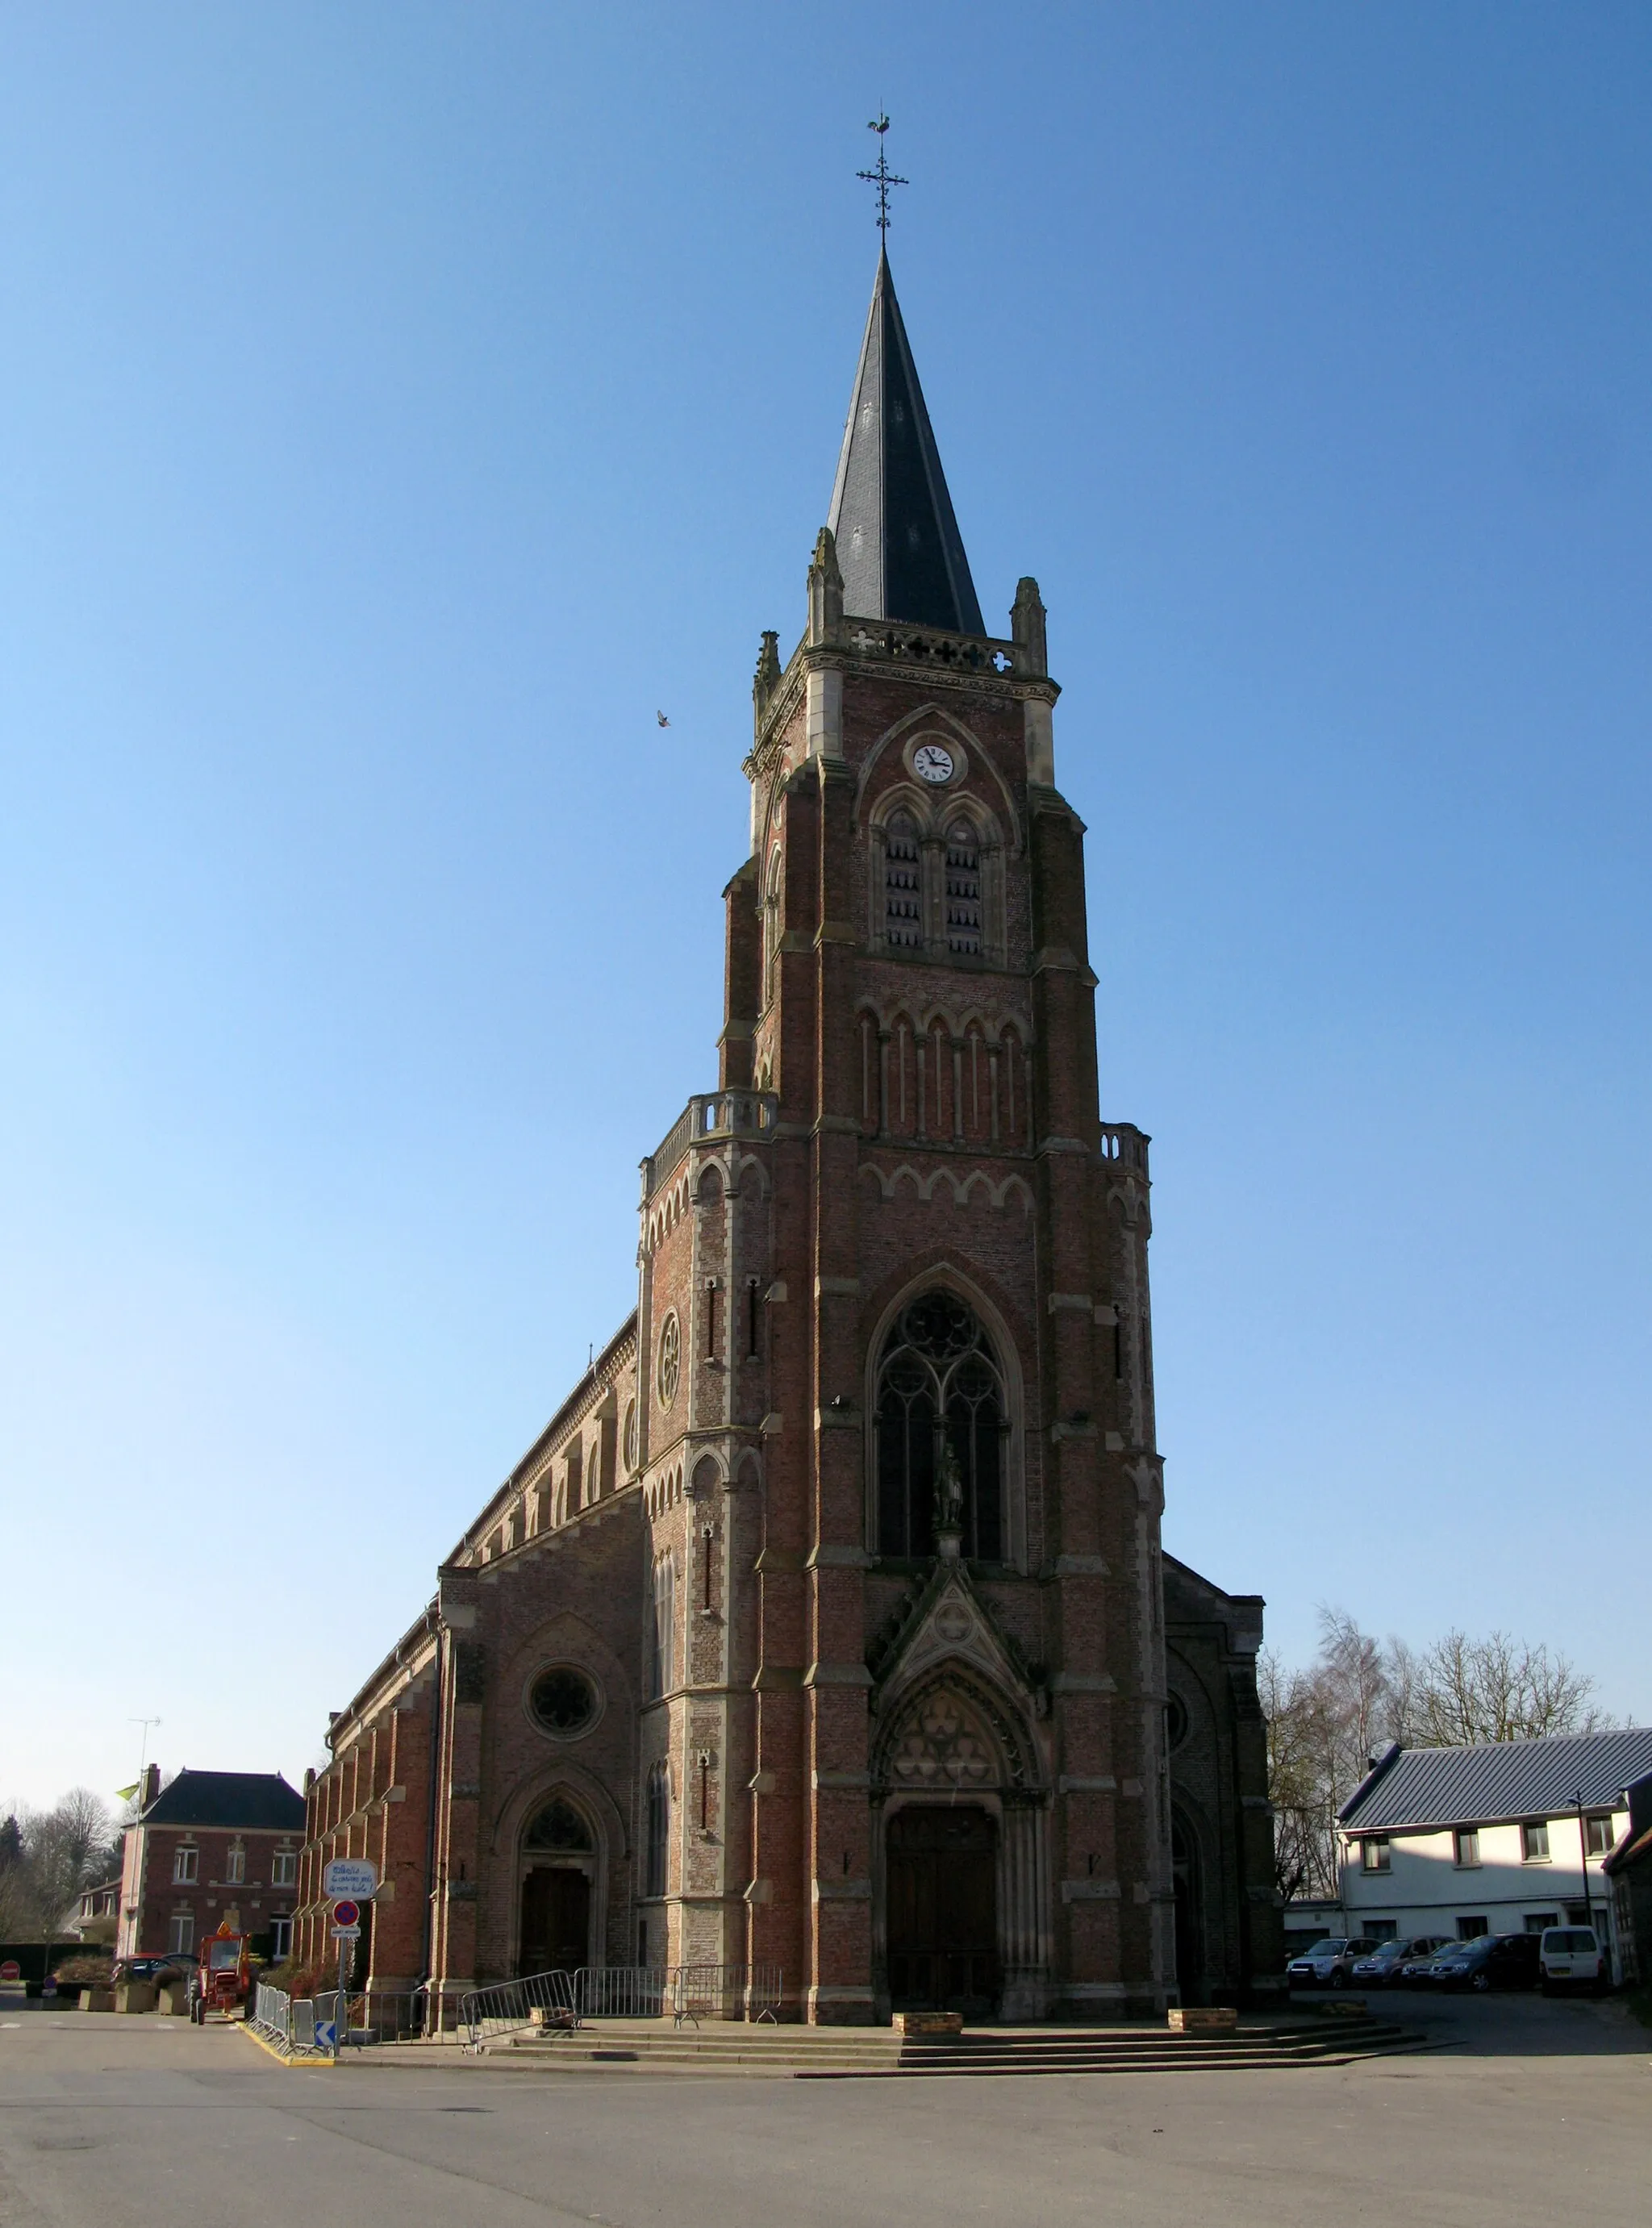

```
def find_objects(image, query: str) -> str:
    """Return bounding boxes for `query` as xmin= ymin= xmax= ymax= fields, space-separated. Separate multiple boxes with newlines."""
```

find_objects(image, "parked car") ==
xmin=1539 ymin=1926 xmax=1608 ymax=1995
xmin=1397 ymin=1941 xmax=1457 ymax=1984
xmin=1351 ymin=1936 xmax=1450 ymax=1986
xmin=113 ymin=1955 xmax=194 ymax=1985
xmin=1287 ymin=1937 xmax=1382 ymax=1988
xmin=1426 ymin=1933 xmax=1541 ymax=1992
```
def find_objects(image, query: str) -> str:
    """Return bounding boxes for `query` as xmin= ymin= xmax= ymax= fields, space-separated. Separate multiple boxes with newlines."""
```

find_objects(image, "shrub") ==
xmin=260 ymin=1960 xmax=324 ymax=1999
xmin=52 ymin=1954 xmax=112 ymax=1986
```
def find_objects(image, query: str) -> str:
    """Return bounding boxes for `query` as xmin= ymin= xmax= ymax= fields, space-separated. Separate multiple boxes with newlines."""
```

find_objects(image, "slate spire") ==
xmin=827 ymin=250 xmax=985 ymax=636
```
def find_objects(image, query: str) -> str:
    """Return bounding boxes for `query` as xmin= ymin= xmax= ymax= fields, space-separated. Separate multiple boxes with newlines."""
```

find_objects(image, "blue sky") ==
xmin=2 ymin=3 xmax=1648 ymax=1809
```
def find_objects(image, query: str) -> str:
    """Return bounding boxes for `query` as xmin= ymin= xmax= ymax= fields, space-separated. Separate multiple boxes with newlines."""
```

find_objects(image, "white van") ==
xmin=1538 ymin=1926 xmax=1608 ymax=1995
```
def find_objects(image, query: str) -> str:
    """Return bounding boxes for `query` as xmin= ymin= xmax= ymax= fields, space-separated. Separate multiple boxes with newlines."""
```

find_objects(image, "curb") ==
xmin=239 ymin=2021 xmax=337 ymax=2070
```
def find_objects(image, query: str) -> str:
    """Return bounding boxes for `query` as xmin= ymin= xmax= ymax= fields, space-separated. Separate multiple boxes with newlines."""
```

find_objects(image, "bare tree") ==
xmin=1408 ymin=1630 xmax=1608 ymax=1746
xmin=0 ymin=1791 xmax=118 ymax=1938
xmin=1259 ymin=1647 xmax=1341 ymax=1899
xmin=1260 ymin=1613 xmax=1614 ymax=1907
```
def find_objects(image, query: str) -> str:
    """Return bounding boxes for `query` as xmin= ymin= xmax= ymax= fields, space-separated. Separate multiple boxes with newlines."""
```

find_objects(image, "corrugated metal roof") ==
xmin=1340 ymin=1727 xmax=1652 ymax=1831
xmin=139 ymin=1771 xmax=305 ymax=1831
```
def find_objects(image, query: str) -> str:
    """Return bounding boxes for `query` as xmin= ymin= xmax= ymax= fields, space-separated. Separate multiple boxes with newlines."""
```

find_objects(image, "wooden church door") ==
xmin=886 ymin=1805 xmax=1000 ymax=2015
xmin=519 ymin=1867 xmax=591 ymax=1977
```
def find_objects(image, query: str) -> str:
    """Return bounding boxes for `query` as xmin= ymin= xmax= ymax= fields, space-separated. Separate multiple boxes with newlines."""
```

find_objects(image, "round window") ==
xmin=530 ymin=1667 xmax=598 ymax=1738
xmin=657 ymin=1312 xmax=680 ymax=1408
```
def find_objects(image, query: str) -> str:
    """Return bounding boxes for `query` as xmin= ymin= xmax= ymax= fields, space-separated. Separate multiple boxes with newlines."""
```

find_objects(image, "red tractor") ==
xmin=194 ymin=1922 xmax=252 ymax=2021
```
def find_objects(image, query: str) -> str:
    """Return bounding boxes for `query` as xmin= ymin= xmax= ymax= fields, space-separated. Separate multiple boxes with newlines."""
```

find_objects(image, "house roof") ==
xmin=1339 ymin=1727 xmax=1652 ymax=1833
xmin=138 ymin=1771 xmax=306 ymax=1832
xmin=826 ymin=250 xmax=985 ymax=635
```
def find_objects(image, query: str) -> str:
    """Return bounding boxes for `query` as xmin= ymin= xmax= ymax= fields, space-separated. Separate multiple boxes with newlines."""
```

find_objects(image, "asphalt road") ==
xmin=1 ymin=1996 xmax=1647 ymax=2228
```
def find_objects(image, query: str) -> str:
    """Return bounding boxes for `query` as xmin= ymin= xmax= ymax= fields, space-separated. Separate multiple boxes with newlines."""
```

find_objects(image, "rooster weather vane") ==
xmin=857 ymin=114 xmax=907 ymax=235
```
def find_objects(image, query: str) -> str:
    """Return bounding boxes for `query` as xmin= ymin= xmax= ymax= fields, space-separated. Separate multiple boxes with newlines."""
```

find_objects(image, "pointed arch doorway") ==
xmin=885 ymin=1805 xmax=1000 ymax=2016
xmin=517 ymin=1796 xmax=596 ymax=1978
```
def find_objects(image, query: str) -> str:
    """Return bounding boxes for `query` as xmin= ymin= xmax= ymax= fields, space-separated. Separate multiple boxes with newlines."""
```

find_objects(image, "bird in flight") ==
xmin=656 ymin=711 xmax=670 ymax=728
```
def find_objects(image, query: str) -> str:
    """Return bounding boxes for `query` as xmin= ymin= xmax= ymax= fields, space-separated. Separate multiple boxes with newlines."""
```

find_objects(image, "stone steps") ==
xmin=486 ymin=2013 xmax=1425 ymax=2079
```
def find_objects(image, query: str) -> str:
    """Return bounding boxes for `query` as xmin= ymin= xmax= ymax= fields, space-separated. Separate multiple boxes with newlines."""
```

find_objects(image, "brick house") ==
xmin=117 ymin=1767 xmax=307 ymax=1963
xmin=294 ymin=248 xmax=1281 ymax=2022
xmin=1603 ymin=1769 xmax=1652 ymax=1984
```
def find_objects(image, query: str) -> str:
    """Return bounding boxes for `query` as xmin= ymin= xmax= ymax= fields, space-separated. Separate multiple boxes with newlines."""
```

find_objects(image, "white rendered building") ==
xmin=1336 ymin=1729 xmax=1652 ymax=1982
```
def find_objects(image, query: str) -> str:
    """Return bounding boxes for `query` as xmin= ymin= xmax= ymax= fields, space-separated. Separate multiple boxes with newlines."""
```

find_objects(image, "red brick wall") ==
xmin=120 ymin=1824 xmax=302 ymax=1959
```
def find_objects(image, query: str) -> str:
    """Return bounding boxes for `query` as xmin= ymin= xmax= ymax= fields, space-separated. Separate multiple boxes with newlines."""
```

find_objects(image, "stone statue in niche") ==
xmin=934 ymin=1435 xmax=966 ymax=1541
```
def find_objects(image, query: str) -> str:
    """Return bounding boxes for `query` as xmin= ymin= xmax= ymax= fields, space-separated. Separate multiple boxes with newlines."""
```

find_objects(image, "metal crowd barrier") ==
xmin=251 ymin=1980 xmax=291 ymax=2047
xmin=460 ymin=1966 xmax=579 ymax=2048
xmin=575 ymin=1965 xmax=667 ymax=2019
xmin=458 ymin=1963 xmax=783 ymax=2049
xmin=670 ymin=1963 xmax=782 ymax=2026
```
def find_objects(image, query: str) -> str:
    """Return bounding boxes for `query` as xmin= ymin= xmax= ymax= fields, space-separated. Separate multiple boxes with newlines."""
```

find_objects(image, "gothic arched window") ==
xmin=883 ymin=813 xmax=922 ymax=949
xmin=524 ymin=1796 xmax=594 ymax=1852
xmin=645 ymin=1550 xmax=675 ymax=1701
xmin=874 ymin=1291 xmax=1007 ymax=1561
xmin=763 ymin=848 xmax=783 ymax=1003
xmin=645 ymin=1762 xmax=670 ymax=1899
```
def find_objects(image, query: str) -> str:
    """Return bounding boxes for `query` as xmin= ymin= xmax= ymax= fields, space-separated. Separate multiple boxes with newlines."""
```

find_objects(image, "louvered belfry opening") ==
xmin=884 ymin=812 xmax=923 ymax=948
xmin=945 ymin=822 xmax=982 ymax=954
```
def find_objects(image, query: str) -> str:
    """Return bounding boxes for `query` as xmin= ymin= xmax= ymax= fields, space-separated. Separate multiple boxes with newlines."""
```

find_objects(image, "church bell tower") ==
xmin=633 ymin=244 xmax=1173 ymax=2021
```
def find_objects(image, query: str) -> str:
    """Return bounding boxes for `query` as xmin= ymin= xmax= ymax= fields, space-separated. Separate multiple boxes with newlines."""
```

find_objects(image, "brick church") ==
xmin=294 ymin=248 xmax=1282 ymax=2023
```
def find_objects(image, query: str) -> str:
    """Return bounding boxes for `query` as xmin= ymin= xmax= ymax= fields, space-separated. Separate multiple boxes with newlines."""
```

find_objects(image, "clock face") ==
xmin=913 ymin=743 xmax=955 ymax=786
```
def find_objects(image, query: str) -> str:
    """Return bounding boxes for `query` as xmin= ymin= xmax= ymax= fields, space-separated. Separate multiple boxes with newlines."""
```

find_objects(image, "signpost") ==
xmin=319 ymin=1862 xmax=379 ymax=2060
xmin=322 ymin=1859 xmax=379 ymax=1901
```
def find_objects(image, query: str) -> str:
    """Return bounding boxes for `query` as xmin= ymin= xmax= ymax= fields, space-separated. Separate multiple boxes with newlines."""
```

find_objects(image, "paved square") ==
xmin=1 ymin=1996 xmax=1646 ymax=2228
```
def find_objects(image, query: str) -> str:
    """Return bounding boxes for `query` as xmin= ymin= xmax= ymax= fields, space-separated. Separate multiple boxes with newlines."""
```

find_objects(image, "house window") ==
xmin=1361 ymin=1837 xmax=1391 ymax=1874
xmin=168 ymin=1913 xmax=194 ymax=1955
xmin=1453 ymin=1828 xmax=1480 ymax=1868
xmin=1524 ymin=1913 xmax=1559 ymax=1934
xmin=943 ymin=822 xmax=982 ymax=955
xmin=1521 ymin=1821 xmax=1550 ymax=1863
xmin=645 ymin=1763 xmax=670 ymax=1900
xmin=645 ymin=1552 xmax=675 ymax=1702
xmin=1456 ymin=1916 xmax=1488 ymax=1939
xmin=269 ymin=1917 xmax=292 ymax=1960
xmin=874 ymin=1291 xmax=1007 ymax=1562
xmin=271 ymin=1850 xmax=297 ymax=1888
xmin=225 ymin=1847 xmax=245 ymax=1884
xmin=173 ymin=1846 xmax=198 ymax=1884
xmin=1585 ymin=1815 xmax=1616 ymax=1858
xmin=1366 ymin=1920 xmax=1398 ymax=1942
xmin=883 ymin=813 xmax=922 ymax=949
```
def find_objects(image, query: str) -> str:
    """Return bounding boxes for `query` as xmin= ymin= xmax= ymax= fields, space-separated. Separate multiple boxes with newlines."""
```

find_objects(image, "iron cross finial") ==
xmin=857 ymin=114 xmax=908 ymax=235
